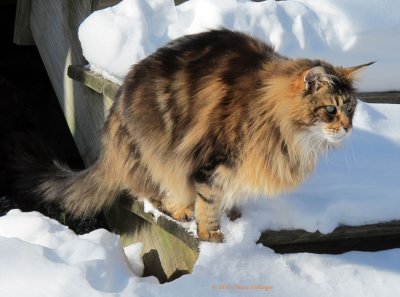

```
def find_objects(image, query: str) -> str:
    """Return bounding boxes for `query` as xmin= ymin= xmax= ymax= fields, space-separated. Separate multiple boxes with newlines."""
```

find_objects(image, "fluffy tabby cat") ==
xmin=29 ymin=29 xmax=373 ymax=242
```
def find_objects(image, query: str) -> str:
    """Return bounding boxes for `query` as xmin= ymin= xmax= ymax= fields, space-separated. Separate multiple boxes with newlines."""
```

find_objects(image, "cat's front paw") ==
xmin=170 ymin=206 xmax=194 ymax=222
xmin=198 ymin=229 xmax=224 ymax=243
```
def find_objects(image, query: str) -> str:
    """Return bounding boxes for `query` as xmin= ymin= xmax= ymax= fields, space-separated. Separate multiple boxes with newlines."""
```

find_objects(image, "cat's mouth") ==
xmin=306 ymin=123 xmax=350 ymax=145
xmin=321 ymin=127 xmax=350 ymax=144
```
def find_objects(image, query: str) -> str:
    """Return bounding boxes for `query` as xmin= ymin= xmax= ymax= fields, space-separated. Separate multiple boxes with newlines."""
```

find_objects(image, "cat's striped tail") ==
xmin=13 ymin=153 xmax=121 ymax=218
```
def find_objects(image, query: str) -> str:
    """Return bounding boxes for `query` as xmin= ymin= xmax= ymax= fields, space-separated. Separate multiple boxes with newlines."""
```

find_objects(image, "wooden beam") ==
xmin=91 ymin=0 xmax=121 ymax=11
xmin=118 ymin=194 xmax=200 ymax=252
xmin=13 ymin=0 xmax=35 ymax=45
xmin=358 ymin=92 xmax=400 ymax=104
xmin=174 ymin=0 xmax=188 ymax=5
xmin=68 ymin=64 xmax=400 ymax=105
xmin=258 ymin=221 xmax=400 ymax=254
xmin=67 ymin=65 xmax=104 ymax=94
xmin=68 ymin=65 xmax=120 ymax=99
xmin=30 ymin=0 xmax=114 ymax=165
xmin=105 ymin=195 xmax=199 ymax=283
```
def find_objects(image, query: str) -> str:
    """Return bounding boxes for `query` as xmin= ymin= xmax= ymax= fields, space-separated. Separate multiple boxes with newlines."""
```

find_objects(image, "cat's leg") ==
xmin=225 ymin=206 xmax=242 ymax=221
xmin=126 ymin=174 xmax=194 ymax=221
xmin=160 ymin=197 xmax=194 ymax=222
xmin=194 ymin=182 xmax=224 ymax=242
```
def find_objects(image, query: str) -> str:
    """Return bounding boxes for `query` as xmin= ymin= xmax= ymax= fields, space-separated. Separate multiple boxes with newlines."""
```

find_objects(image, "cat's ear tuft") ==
xmin=303 ymin=66 xmax=325 ymax=93
xmin=342 ymin=61 xmax=375 ymax=78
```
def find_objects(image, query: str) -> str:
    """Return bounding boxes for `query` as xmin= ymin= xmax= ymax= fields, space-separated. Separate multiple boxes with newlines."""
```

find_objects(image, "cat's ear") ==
xmin=303 ymin=66 xmax=326 ymax=93
xmin=342 ymin=61 xmax=375 ymax=78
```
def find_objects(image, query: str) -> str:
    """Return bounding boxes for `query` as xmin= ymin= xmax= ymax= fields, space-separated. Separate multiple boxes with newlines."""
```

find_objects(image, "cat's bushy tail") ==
xmin=33 ymin=160 xmax=119 ymax=217
xmin=12 ymin=141 xmax=121 ymax=218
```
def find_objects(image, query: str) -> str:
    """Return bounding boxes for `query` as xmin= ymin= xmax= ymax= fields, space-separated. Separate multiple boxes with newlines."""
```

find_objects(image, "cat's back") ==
xmin=123 ymin=29 xmax=279 ymax=88
xmin=155 ymin=29 xmax=279 ymax=75
xmin=164 ymin=29 xmax=276 ymax=58
xmin=118 ymin=29 xmax=281 ymax=158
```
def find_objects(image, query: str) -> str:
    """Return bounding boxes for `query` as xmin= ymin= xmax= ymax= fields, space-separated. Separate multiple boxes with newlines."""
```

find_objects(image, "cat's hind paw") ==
xmin=198 ymin=229 xmax=224 ymax=243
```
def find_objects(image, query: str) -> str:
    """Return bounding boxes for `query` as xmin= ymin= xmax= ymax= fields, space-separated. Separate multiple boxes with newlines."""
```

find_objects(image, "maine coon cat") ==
xmin=27 ymin=29 xmax=373 ymax=242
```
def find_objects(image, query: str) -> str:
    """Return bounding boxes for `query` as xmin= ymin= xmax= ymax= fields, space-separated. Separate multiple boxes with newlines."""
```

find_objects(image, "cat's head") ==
xmin=299 ymin=61 xmax=374 ymax=145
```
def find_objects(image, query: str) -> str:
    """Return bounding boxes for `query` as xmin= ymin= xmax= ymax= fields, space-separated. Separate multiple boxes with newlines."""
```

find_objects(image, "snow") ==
xmin=2 ymin=1 xmax=400 ymax=296
xmin=78 ymin=0 xmax=400 ymax=91
xmin=1 ymin=210 xmax=400 ymax=297
xmin=0 ymin=210 xmax=151 ymax=297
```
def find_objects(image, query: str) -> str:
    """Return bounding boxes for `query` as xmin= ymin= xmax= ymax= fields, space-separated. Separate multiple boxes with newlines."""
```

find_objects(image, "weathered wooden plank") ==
xmin=13 ymin=0 xmax=35 ymax=45
xmin=30 ymin=0 xmax=108 ymax=165
xmin=358 ymin=92 xmax=400 ymax=104
xmin=90 ymin=0 xmax=195 ymax=11
xmin=106 ymin=195 xmax=199 ymax=283
xmin=67 ymin=64 xmax=104 ymax=94
xmin=91 ymin=0 xmax=121 ymax=11
xmin=104 ymin=81 xmax=120 ymax=100
xmin=174 ymin=0 xmax=188 ymax=5
xmin=258 ymin=221 xmax=400 ymax=254
xmin=68 ymin=64 xmax=400 ymax=105
xmin=118 ymin=194 xmax=199 ymax=252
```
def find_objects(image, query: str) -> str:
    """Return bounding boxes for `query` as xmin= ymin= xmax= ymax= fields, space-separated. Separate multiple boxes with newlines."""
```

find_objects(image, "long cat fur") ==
xmin=22 ymin=29 xmax=372 ymax=242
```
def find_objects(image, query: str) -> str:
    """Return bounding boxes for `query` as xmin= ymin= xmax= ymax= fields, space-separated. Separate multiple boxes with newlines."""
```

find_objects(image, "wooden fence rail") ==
xmin=68 ymin=65 xmax=400 ymax=104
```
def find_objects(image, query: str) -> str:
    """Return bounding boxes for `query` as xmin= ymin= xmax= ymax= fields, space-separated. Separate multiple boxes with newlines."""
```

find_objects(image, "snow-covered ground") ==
xmin=1 ymin=0 xmax=400 ymax=296
xmin=1 ymin=210 xmax=400 ymax=297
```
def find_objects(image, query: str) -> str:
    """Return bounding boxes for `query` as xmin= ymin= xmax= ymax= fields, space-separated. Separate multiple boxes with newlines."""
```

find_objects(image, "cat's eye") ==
xmin=325 ymin=105 xmax=337 ymax=115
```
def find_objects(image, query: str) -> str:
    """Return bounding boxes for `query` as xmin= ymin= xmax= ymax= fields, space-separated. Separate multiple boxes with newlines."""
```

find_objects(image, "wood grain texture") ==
xmin=91 ymin=0 xmax=121 ymax=11
xmin=106 ymin=195 xmax=199 ymax=283
xmin=30 ymin=0 xmax=109 ymax=165
xmin=68 ymin=64 xmax=400 ymax=105
xmin=13 ymin=0 xmax=35 ymax=45
xmin=258 ymin=221 xmax=400 ymax=254
xmin=358 ymin=92 xmax=400 ymax=104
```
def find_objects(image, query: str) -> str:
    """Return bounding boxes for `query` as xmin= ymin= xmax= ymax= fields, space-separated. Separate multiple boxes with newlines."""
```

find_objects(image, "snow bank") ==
xmin=79 ymin=0 xmax=400 ymax=91
xmin=1 ymin=210 xmax=400 ymax=297
xmin=0 ymin=210 xmax=154 ymax=297
xmin=78 ymin=0 xmax=176 ymax=82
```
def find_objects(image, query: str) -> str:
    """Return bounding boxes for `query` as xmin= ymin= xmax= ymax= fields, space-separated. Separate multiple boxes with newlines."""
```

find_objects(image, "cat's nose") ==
xmin=340 ymin=119 xmax=351 ymax=132
xmin=343 ymin=125 xmax=351 ymax=132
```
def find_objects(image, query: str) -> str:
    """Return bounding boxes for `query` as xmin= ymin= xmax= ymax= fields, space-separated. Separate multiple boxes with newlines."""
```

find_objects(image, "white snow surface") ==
xmin=78 ymin=0 xmax=400 ymax=91
xmin=1 ymin=210 xmax=400 ymax=297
